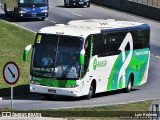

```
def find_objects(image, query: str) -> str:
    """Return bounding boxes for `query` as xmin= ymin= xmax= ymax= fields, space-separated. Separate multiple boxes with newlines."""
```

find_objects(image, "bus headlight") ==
xmin=30 ymin=80 xmax=40 ymax=85
xmin=41 ymin=10 xmax=48 ymax=13
xmin=19 ymin=10 xmax=27 ymax=13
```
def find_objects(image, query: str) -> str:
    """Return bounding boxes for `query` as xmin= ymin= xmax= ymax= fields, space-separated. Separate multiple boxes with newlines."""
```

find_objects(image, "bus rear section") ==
xmin=1 ymin=0 xmax=49 ymax=20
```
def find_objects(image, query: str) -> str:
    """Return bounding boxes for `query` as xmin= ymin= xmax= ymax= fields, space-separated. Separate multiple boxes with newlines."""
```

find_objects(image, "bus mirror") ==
xmin=80 ymin=49 xmax=85 ymax=65
xmin=23 ymin=44 xmax=32 ymax=61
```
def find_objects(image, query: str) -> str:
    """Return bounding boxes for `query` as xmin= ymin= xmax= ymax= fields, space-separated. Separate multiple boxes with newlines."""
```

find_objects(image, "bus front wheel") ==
xmin=85 ymin=82 xmax=96 ymax=99
xmin=86 ymin=2 xmax=90 ymax=7
xmin=125 ymin=75 xmax=133 ymax=93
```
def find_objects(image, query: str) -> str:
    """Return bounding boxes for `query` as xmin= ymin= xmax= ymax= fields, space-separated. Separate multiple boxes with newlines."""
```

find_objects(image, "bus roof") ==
xmin=38 ymin=19 xmax=149 ymax=38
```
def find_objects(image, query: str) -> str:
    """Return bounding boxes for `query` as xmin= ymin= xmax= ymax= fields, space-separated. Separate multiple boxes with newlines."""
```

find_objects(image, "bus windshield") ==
xmin=31 ymin=34 xmax=83 ymax=79
xmin=19 ymin=0 xmax=48 ymax=6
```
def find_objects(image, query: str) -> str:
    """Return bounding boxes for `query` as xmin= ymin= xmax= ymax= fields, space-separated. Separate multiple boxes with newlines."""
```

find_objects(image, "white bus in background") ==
xmin=23 ymin=19 xmax=150 ymax=99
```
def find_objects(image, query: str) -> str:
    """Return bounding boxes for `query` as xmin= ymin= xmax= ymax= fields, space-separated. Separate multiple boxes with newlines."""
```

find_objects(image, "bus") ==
xmin=23 ymin=19 xmax=150 ymax=99
xmin=0 ymin=0 xmax=49 ymax=20
xmin=64 ymin=0 xmax=90 ymax=7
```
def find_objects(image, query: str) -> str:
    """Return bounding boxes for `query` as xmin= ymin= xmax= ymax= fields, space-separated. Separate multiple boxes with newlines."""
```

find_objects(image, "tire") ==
xmin=41 ymin=17 xmax=46 ymax=20
xmin=14 ymin=8 xmax=20 ymax=21
xmin=86 ymin=2 xmax=90 ymax=7
xmin=43 ymin=94 xmax=53 ymax=100
xmin=64 ymin=0 xmax=67 ymax=7
xmin=124 ymin=75 xmax=133 ymax=93
xmin=4 ymin=4 xmax=8 ymax=16
xmin=64 ymin=0 xmax=69 ymax=7
xmin=85 ymin=82 xmax=95 ymax=99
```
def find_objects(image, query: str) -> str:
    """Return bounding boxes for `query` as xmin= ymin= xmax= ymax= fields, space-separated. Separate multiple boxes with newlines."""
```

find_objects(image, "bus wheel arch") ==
xmin=86 ymin=79 xmax=96 ymax=99
xmin=125 ymin=73 xmax=134 ymax=93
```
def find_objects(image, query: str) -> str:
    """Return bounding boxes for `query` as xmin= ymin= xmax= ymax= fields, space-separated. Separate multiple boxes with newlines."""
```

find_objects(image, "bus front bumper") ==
xmin=30 ymin=83 xmax=82 ymax=97
xmin=18 ymin=12 xmax=48 ymax=18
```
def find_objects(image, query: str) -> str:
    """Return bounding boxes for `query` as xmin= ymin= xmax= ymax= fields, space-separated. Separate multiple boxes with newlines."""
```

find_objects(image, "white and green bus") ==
xmin=23 ymin=19 xmax=150 ymax=99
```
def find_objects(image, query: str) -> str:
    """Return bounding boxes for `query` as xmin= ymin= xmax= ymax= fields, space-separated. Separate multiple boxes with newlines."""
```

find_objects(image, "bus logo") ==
xmin=93 ymin=58 xmax=107 ymax=70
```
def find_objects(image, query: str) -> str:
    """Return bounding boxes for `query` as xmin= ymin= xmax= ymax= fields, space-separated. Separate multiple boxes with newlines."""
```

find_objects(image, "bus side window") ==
xmin=92 ymin=34 xmax=103 ymax=56
xmin=144 ymin=29 xmax=150 ymax=48
xmin=119 ymin=32 xmax=130 ymax=51
xmin=84 ymin=35 xmax=92 ymax=72
xmin=107 ymin=33 xmax=121 ymax=55
xmin=132 ymin=30 xmax=144 ymax=49
xmin=103 ymin=34 xmax=110 ymax=55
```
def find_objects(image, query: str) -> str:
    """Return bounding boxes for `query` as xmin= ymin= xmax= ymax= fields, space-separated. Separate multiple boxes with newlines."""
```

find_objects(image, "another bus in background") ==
xmin=0 ymin=0 xmax=49 ymax=20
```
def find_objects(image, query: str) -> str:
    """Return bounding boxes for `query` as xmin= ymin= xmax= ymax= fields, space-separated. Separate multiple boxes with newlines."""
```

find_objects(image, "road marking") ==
xmin=155 ymin=56 xmax=160 ymax=59
xmin=50 ymin=21 xmax=57 ymax=24
xmin=49 ymin=6 xmax=54 ymax=8
xmin=71 ymin=13 xmax=83 ymax=17
xmin=151 ymin=54 xmax=160 ymax=59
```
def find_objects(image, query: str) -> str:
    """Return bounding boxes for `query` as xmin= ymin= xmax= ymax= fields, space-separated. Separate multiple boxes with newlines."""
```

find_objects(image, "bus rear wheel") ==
xmin=86 ymin=82 xmax=95 ymax=99
xmin=125 ymin=75 xmax=133 ymax=93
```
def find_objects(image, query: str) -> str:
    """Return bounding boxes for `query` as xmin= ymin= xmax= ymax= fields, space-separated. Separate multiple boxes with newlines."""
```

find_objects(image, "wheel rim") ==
xmin=89 ymin=85 xmax=93 ymax=97
xmin=128 ymin=76 xmax=132 ymax=91
xmin=128 ymin=80 xmax=131 ymax=90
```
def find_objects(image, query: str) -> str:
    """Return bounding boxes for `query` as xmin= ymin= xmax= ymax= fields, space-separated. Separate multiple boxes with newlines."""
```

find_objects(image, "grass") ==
xmin=0 ymin=100 xmax=152 ymax=120
xmin=0 ymin=20 xmax=35 ymax=88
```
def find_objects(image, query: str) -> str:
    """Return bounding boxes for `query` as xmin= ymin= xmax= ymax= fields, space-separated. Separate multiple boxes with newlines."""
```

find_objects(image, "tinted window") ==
xmin=131 ymin=30 xmax=144 ymax=49
xmin=92 ymin=34 xmax=104 ymax=56
xmin=144 ymin=29 xmax=150 ymax=48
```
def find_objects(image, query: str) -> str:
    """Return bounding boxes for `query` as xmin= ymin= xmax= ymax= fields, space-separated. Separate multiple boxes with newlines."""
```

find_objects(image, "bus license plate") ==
xmin=79 ymin=2 xmax=84 ymax=4
xmin=48 ymin=89 xmax=56 ymax=93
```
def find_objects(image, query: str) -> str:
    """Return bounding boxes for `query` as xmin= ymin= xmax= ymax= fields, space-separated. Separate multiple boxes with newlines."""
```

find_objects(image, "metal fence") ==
xmin=129 ymin=0 xmax=160 ymax=8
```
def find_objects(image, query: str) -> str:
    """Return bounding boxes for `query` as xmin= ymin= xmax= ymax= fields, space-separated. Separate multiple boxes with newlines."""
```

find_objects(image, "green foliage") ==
xmin=0 ymin=20 xmax=35 ymax=88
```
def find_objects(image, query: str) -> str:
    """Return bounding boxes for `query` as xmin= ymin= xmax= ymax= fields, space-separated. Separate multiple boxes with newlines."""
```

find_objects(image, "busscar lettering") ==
xmin=134 ymin=50 xmax=149 ymax=56
xmin=97 ymin=61 xmax=107 ymax=68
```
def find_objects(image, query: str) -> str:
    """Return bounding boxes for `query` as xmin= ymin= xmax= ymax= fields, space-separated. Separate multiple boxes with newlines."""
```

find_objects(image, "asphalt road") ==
xmin=0 ymin=0 xmax=160 ymax=110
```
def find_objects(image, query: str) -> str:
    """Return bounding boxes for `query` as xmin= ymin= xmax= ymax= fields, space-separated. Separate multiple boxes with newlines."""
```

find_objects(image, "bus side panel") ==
xmin=140 ymin=51 xmax=150 ymax=85
xmin=126 ymin=48 xmax=150 ymax=87
xmin=84 ymin=55 xmax=118 ymax=94
xmin=107 ymin=52 xmax=124 ymax=91
xmin=106 ymin=48 xmax=150 ymax=91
